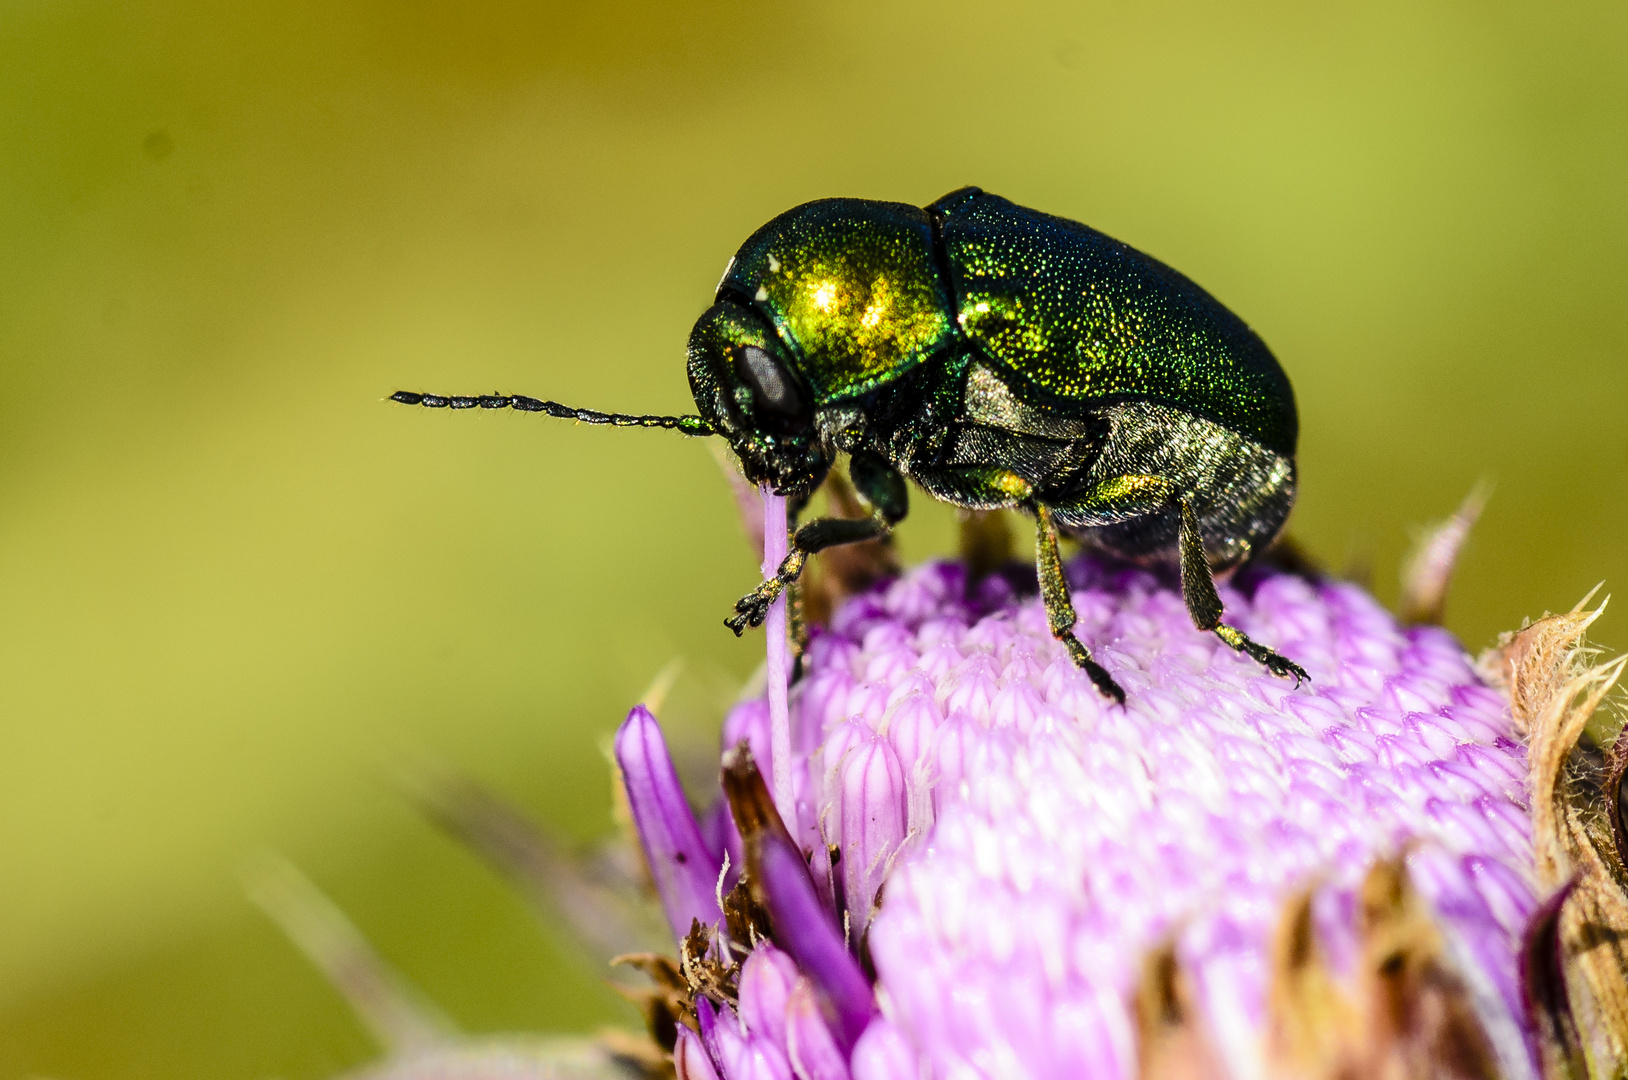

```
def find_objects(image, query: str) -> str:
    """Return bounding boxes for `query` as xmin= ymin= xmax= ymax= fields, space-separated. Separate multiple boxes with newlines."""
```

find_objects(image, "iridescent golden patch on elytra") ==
xmin=736 ymin=204 xmax=953 ymax=401
xmin=765 ymin=255 xmax=949 ymax=398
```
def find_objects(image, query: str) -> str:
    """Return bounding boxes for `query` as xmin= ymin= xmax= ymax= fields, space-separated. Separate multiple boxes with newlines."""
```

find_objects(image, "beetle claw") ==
xmin=1083 ymin=660 xmax=1127 ymax=706
xmin=1058 ymin=636 xmax=1127 ymax=705
xmin=1254 ymin=648 xmax=1309 ymax=685
xmin=1215 ymin=625 xmax=1310 ymax=686
xmin=727 ymin=585 xmax=780 ymax=634
xmin=1265 ymin=655 xmax=1311 ymax=685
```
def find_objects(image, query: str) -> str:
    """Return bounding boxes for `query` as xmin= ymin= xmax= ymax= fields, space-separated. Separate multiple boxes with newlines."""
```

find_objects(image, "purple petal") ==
xmin=848 ymin=1019 xmax=915 ymax=1080
xmin=786 ymin=977 xmax=853 ymax=1080
xmin=739 ymin=941 xmax=799 ymax=1055
xmin=735 ymin=1044 xmax=795 ymax=1080
xmin=724 ymin=699 xmax=775 ymax=779
xmin=817 ymin=717 xmax=871 ymax=792
xmin=614 ymin=705 xmax=722 ymax=941
xmin=758 ymin=831 xmax=877 ymax=1051
xmin=697 ymin=995 xmax=723 ymax=1054
xmin=930 ymin=713 xmax=982 ymax=815
xmin=713 ymin=1000 xmax=793 ymax=1080
xmin=676 ymin=1026 xmax=722 ymax=1080
xmin=799 ymin=668 xmax=858 ymax=748
xmin=701 ymin=795 xmax=743 ymax=882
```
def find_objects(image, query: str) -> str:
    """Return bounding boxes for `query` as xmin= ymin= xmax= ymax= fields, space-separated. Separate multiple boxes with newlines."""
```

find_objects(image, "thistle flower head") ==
xmin=262 ymin=502 xmax=1623 ymax=1080
xmin=616 ymin=553 xmax=1574 ymax=1080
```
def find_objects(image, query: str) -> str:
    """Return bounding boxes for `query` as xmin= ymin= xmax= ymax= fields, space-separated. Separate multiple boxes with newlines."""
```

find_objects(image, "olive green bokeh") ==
xmin=0 ymin=1 xmax=1623 ymax=1077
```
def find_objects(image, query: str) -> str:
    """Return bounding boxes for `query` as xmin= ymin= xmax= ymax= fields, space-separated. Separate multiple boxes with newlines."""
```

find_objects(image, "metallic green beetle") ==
xmin=394 ymin=187 xmax=1306 ymax=703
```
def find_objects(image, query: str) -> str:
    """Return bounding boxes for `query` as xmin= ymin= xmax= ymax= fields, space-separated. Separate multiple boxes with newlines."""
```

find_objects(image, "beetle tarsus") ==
xmin=727 ymin=581 xmax=783 ymax=634
xmin=727 ymin=520 xmax=882 ymax=639
xmin=1063 ymin=637 xmax=1127 ymax=704
xmin=1213 ymin=625 xmax=1310 ymax=685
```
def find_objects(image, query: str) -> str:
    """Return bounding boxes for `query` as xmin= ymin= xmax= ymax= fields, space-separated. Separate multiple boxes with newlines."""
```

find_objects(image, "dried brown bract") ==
xmin=1260 ymin=859 xmax=1506 ymax=1080
xmin=1485 ymin=597 xmax=1628 ymax=1077
xmin=611 ymin=951 xmax=692 ymax=1051
xmin=1135 ymin=940 xmax=1230 ymax=1080
xmin=1266 ymin=889 xmax=1359 ymax=1080
xmin=680 ymin=918 xmax=739 ymax=1006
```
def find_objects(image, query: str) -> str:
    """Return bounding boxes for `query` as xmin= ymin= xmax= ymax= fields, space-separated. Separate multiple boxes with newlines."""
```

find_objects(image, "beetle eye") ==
xmin=736 ymin=344 xmax=806 ymax=424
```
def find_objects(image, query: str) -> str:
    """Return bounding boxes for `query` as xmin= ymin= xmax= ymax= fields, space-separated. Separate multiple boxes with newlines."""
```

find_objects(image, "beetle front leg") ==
xmin=1178 ymin=499 xmax=1309 ymax=685
xmin=1033 ymin=503 xmax=1126 ymax=704
xmin=727 ymin=452 xmax=910 ymax=634
xmin=725 ymin=515 xmax=892 ymax=634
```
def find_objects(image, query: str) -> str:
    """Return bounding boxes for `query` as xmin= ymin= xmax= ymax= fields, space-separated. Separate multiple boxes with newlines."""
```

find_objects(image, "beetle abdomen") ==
xmin=1053 ymin=401 xmax=1296 ymax=572
xmin=932 ymin=188 xmax=1298 ymax=459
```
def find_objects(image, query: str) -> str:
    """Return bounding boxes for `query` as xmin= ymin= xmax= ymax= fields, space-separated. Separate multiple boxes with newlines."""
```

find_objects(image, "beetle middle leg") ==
xmin=1046 ymin=475 xmax=1307 ymax=688
xmin=726 ymin=452 xmax=908 ymax=635
xmin=1033 ymin=502 xmax=1126 ymax=704
xmin=1177 ymin=499 xmax=1309 ymax=685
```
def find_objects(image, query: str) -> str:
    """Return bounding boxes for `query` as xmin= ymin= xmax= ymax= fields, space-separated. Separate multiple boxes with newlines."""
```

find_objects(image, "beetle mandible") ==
xmin=393 ymin=187 xmax=1308 ymax=703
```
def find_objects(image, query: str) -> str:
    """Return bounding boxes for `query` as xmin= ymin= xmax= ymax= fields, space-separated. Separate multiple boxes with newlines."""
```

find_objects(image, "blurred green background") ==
xmin=0 ymin=1 xmax=1624 ymax=1076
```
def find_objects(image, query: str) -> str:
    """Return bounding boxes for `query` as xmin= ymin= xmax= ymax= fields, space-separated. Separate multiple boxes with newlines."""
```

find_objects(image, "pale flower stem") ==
xmin=760 ymin=485 xmax=794 ymax=825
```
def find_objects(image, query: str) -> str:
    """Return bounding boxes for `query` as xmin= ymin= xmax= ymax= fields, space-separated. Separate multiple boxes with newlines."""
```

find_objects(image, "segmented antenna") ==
xmin=389 ymin=391 xmax=714 ymax=436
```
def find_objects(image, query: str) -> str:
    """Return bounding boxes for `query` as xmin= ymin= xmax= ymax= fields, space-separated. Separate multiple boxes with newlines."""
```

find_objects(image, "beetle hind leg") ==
xmin=1034 ymin=503 xmax=1125 ymax=704
xmin=1179 ymin=500 xmax=1309 ymax=685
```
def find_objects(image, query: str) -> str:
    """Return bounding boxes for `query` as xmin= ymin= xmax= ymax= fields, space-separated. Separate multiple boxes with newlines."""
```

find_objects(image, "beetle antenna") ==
xmin=389 ymin=391 xmax=715 ymax=436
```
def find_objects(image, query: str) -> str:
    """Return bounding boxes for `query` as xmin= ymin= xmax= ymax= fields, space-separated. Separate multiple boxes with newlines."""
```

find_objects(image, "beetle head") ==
xmin=688 ymin=299 xmax=828 ymax=496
